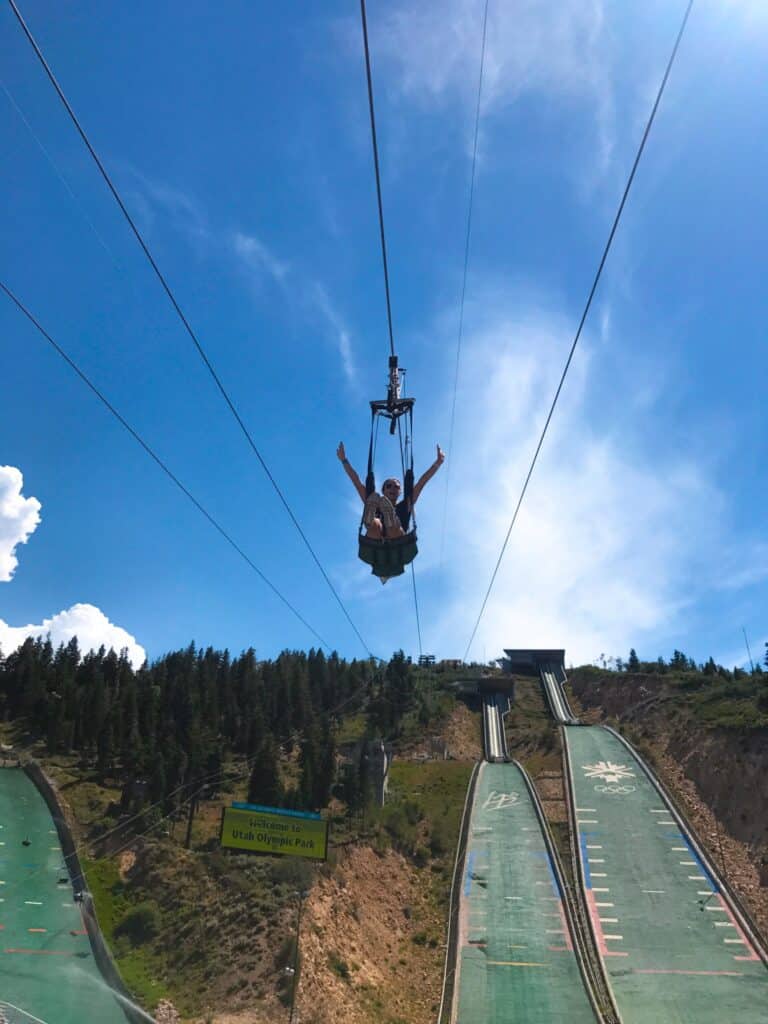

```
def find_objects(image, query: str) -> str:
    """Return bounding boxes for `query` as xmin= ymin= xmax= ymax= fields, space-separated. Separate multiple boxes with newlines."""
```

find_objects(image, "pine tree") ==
xmin=627 ymin=648 xmax=639 ymax=671
xmin=248 ymin=737 xmax=282 ymax=807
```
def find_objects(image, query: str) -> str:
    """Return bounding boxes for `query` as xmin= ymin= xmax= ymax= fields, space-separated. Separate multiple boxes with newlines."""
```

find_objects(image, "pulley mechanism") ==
xmin=371 ymin=355 xmax=414 ymax=434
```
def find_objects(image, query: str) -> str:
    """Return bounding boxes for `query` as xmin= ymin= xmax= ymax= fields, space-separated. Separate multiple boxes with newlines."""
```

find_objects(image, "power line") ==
xmin=359 ymin=0 xmax=396 ymax=358
xmin=7 ymin=0 xmax=372 ymax=659
xmin=463 ymin=0 xmax=696 ymax=661
xmin=0 ymin=278 xmax=330 ymax=651
xmin=440 ymin=0 xmax=490 ymax=567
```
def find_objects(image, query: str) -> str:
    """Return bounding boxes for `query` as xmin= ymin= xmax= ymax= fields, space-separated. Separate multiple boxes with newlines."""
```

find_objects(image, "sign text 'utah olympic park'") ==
xmin=220 ymin=802 xmax=328 ymax=861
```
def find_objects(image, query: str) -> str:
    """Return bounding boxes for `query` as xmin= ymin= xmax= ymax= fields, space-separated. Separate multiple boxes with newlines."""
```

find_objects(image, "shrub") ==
xmin=328 ymin=952 xmax=351 ymax=980
xmin=114 ymin=901 xmax=160 ymax=945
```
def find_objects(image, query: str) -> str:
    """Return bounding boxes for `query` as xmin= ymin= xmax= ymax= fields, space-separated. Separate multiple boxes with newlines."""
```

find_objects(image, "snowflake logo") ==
xmin=582 ymin=761 xmax=635 ymax=784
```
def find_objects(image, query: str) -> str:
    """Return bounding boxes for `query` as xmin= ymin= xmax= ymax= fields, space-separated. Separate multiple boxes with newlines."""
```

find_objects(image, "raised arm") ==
xmin=337 ymin=442 xmax=367 ymax=502
xmin=412 ymin=444 xmax=445 ymax=504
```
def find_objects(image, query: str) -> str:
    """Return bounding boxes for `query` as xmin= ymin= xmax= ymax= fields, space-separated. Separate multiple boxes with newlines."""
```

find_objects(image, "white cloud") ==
xmin=417 ymin=292 xmax=739 ymax=665
xmin=233 ymin=230 xmax=290 ymax=285
xmin=0 ymin=603 xmax=146 ymax=669
xmin=232 ymin=235 xmax=358 ymax=386
xmin=311 ymin=283 xmax=358 ymax=385
xmin=371 ymin=0 xmax=615 ymax=170
xmin=126 ymin=172 xmax=360 ymax=395
xmin=125 ymin=169 xmax=210 ymax=247
xmin=0 ymin=466 xmax=41 ymax=582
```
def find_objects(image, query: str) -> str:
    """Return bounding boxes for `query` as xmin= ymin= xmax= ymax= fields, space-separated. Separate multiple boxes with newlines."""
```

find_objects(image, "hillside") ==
xmin=0 ymin=651 xmax=482 ymax=1024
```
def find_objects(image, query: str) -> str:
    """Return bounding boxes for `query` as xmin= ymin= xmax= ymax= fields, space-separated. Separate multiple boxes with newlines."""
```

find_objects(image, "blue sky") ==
xmin=1 ymin=0 xmax=766 ymax=670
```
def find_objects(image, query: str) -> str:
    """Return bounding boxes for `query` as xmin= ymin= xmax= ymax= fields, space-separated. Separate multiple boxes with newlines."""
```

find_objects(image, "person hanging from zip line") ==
xmin=337 ymin=441 xmax=445 ymax=539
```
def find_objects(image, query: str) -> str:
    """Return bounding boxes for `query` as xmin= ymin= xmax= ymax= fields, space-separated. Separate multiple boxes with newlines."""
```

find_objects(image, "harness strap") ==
xmin=365 ymin=407 xmax=376 ymax=497
xmin=403 ymin=405 xmax=415 ymax=527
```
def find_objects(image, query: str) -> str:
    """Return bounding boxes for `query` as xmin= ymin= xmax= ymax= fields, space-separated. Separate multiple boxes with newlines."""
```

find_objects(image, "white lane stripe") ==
xmin=578 ymin=819 xmax=599 ymax=824
xmin=705 ymin=907 xmax=726 ymax=913
xmin=649 ymin=809 xmax=669 ymax=814
xmin=600 ymin=918 xmax=619 ymax=923
xmin=588 ymin=859 xmax=605 ymax=863
xmin=593 ymin=888 xmax=610 ymax=892
xmin=642 ymin=890 xmax=665 ymax=894
xmin=24 ymin=900 xmax=43 ymax=905
xmin=591 ymin=873 xmax=608 ymax=877
xmin=595 ymin=902 xmax=614 ymax=907
xmin=586 ymin=845 xmax=603 ymax=850
xmin=679 ymin=861 xmax=697 ymax=866
xmin=656 ymin=821 xmax=675 ymax=825
xmin=576 ymin=808 xmax=596 ymax=812
xmin=724 ymin=939 xmax=747 ymax=945
xmin=688 ymin=875 xmax=706 ymax=881
xmin=671 ymin=846 xmax=687 ymax=851
xmin=714 ymin=922 xmax=735 ymax=928
xmin=697 ymin=891 xmax=713 ymax=895
xmin=604 ymin=934 xmax=624 ymax=940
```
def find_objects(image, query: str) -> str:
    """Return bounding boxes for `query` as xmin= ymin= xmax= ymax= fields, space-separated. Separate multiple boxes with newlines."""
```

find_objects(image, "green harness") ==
xmin=358 ymin=531 xmax=418 ymax=579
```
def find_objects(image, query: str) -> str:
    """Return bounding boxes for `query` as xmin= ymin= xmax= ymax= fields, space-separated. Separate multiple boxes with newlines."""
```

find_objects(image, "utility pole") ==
xmin=184 ymin=791 xmax=199 ymax=850
xmin=742 ymin=627 xmax=755 ymax=673
xmin=288 ymin=890 xmax=308 ymax=1024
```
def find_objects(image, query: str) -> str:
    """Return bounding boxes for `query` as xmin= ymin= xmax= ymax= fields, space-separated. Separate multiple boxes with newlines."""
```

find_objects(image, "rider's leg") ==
xmin=366 ymin=518 xmax=384 ymax=539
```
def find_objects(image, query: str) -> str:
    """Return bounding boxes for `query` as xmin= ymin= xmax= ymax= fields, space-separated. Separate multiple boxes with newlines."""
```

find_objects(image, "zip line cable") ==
xmin=360 ymin=0 xmax=422 ymax=652
xmin=360 ymin=0 xmax=396 ymax=358
xmin=0 ymin=278 xmax=331 ymax=652
xmin=7 ymin=0 xmax=372 ymax=660
xmin=0 ymin=77 xmax=118 ymax=266
xmin=439 ymin=0 xmax=490 ymax=567
xmin=463 ymin=0 xmax=696 ymax=661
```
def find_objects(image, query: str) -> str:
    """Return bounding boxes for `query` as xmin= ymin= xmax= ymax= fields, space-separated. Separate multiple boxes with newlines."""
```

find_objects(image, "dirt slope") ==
xmin=297 ymin=845 xmax=446 ymax=1024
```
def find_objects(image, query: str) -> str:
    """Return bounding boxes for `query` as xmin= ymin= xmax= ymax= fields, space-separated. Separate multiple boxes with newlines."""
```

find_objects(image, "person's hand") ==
xmin=435 ymin=444 xmax=445 ymax=466
xmin=337 ymin=442 xmax=347 ymax=462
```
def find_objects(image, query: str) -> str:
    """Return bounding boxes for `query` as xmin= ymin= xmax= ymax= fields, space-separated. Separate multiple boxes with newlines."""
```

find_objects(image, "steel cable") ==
xmin=439 ymin=0 xmax=490 ymax=567
xmin=7 ymin=0 xmax=372 ymax=658
xmin=464 ymin=0 xmax=696 ymax=660
xmin=0 ymin=278 xmax=331 ymax=651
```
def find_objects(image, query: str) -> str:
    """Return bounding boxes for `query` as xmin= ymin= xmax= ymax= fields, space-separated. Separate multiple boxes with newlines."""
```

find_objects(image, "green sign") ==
xmin=220 ymin=805 xmax=328 ymax=860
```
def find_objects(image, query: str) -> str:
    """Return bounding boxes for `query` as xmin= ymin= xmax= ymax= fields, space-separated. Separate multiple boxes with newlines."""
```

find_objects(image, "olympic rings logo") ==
xmin=594 ymin=784 xmax=636 ymax=795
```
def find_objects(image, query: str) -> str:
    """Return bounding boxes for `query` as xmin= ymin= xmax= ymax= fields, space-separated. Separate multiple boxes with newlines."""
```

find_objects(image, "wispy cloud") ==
xmin=408 ymin=289 xmax=753 ymax=665
xmin=233 ymin=230 xmax=290 ymax=286
xmin=0 ymin=603 xmax=146 ymax=668
xmin=311 ymin=283 xmax=357 ymax=385
xmin=0 ymin=466 xmax=41 ymax=582
xmin=124 ymin=169 xmax=210 ymax=249
xmin=369 ymin=0 xmax=615 ymax=173
xmin=124 ymin=173 xmax=358 ymax=385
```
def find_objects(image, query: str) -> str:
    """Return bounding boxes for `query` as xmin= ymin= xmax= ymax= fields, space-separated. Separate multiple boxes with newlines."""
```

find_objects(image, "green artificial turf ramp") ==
xmin=566 ymin=726 xmax=768 ymax=1023
xmin=0 ymin=767 xmax=129 ymax=1024
xmin=453 ymin=761 xmax=596 ymax=1022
